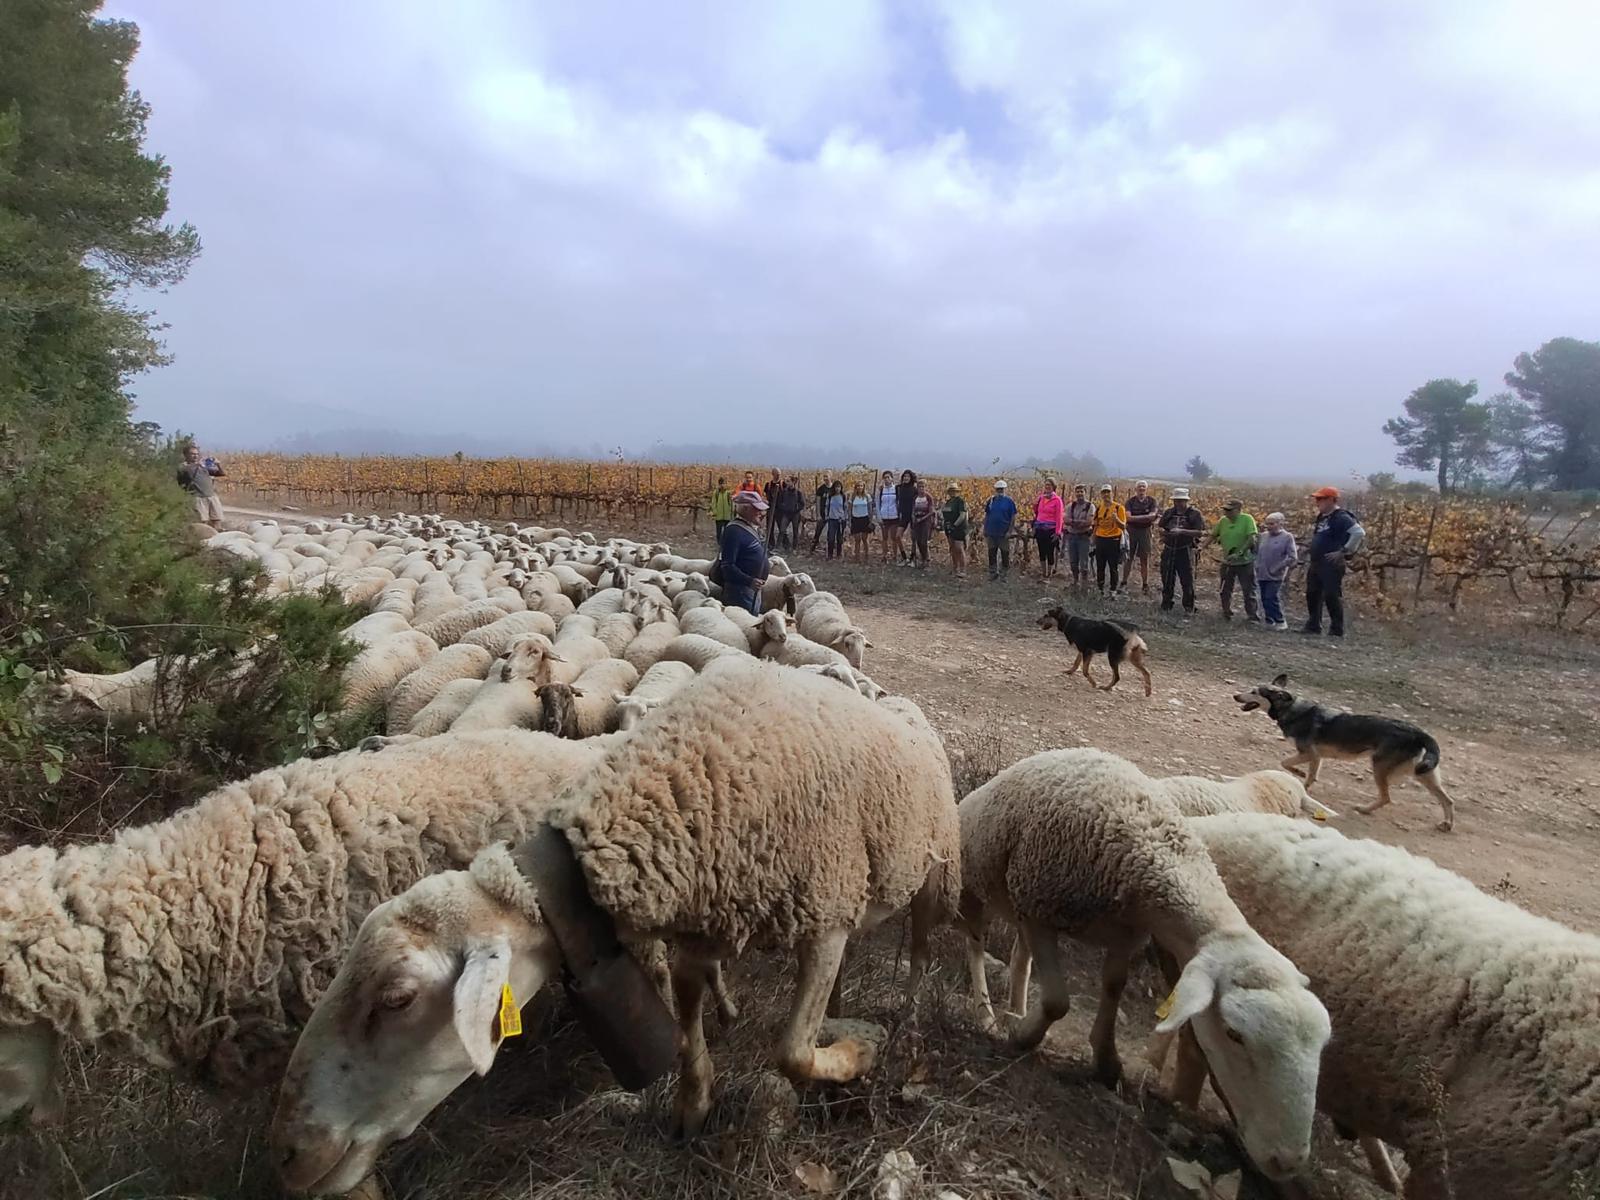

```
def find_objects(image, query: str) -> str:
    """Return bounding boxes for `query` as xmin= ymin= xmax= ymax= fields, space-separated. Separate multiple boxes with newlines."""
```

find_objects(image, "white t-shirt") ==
xmin=877 ymin=487 xmax=898 ymax=520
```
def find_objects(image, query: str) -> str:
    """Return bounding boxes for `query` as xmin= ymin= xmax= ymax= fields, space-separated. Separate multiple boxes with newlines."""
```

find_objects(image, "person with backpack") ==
xmin=708 ymin=477 xmax=734 ymax=545
xmin=717 ymin=490 xmax=770 ymax=614
xmin=1091 ymin=483 xmax=1127 ymax=595
xmin=1302 ymin=486 xmax=1361 ymax=639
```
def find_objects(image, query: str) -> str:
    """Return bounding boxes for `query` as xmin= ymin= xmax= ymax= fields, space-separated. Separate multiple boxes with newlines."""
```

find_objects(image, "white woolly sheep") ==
xmin=622 ymin=619 xmax=683 ymax=674
xmin=342 ymin=610 xmax=414 ymax=650
xmin=36 ymin=660 xmax=164 ymax=722
xmin=758 ymin=570 xmax=815 ymax=614
xmin=385 ymin=644 xmax=495 ymax=734
xmin=457 ymin=610 xmax=560 ymax=659
xmin=576 ymin=587 xmax=626 ymax=617
xmin=1178 ymin=814 xmax=1600 ymax=1200
xmin=339 ymin=631 xmax=439 ymax=712
xmin=1154 ymin=769 xmax=1338 ymax=820
xmin=412 ymin=599 xmax=508 ymax=648
xmin=794 ymin=591 xmax=871 ymax=669
xmin=758 ymin=631 xmax=850 ymax=671
xmin=724 ymin=607 xmax=789 ymax=655
xmin=552 ymin=613 xmax=598 ymax=641
xmin=612 ymin=660 xmax=695 ymax=731
xmin=678 ymin=606 xmax=752 ymax=651
xmin=533 ymin=659 xmax=638 ymax=739
xmin=658 ymin=632 xmax=750 ymax=672
xmin=271 ymin=660 xmax=960 ymax=1193
xmin=594 ymin=611 xmax=644 ymax=657
xmin=0 ymin=729 xmax=630 ymax=1125
xmin=957 ymin=748 xmax=1330 ymax=1183
xmin=448 ymin=634 xmax=565 ymax=734
xmin=406 ymin=677 xmax=484 ymax=738
xmin=797 ymin=661 xmax=885 ymax=701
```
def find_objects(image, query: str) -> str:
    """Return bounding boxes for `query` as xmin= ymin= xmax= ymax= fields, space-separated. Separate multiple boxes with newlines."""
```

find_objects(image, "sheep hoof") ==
xmin=671 ymin=1101 xmax=711 ymax=1142
xmin=1436 ymin=820 xmax=1453 ymax=833
xmin=1092 ymin=1055 xmax=1123 ymax=1088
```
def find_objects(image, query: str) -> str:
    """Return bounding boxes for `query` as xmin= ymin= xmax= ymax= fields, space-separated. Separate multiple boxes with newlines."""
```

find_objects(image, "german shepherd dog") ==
xmin=1233 ymin=673 xmax=1456 ymax=831
xmin=1037 ymin=606 xmax=1152 ymax=696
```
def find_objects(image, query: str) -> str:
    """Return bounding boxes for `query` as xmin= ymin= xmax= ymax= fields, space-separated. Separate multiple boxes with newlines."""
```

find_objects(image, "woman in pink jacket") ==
xmin=1032 ymin=478 xmax=1065 ymax=580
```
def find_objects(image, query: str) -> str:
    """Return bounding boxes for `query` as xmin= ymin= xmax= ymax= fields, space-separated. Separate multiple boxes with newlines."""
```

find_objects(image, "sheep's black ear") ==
xmin=1271 ymin=672 xmax=1290 ymax=688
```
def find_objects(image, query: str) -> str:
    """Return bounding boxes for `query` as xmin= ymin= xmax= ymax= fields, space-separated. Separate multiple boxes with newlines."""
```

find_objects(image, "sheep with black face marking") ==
xmin=533 ymin=658 xmax=638 ymax=738
xmin=448 ymin=634 xmax=565 ymax=733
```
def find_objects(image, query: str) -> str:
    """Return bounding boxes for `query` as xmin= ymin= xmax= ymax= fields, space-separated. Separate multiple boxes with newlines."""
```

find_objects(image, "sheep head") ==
xmin=271 ymin=866 xmax=558 ymax=1196
xmin=612 ymin=693 xmax=663 ymax=731
xmin=829 ymin=628 xmax=872 ymax=669
xmin=500 ymin=634 xmax=564 ymax=684
xmin=534 ymin=683 xmax=583 ymax=739
xmin=0 ymin=1021 xmax=62 ymax=1124
xmin=1155 ymin=930 xmax=1329 ymax=1181
xmin=1246 ymin=770 xmax=1338 ymax=819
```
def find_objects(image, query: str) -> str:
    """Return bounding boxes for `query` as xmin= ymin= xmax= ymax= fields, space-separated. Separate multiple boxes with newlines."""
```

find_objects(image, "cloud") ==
xmin=110 ymin=0 xmax=1600 ymax=477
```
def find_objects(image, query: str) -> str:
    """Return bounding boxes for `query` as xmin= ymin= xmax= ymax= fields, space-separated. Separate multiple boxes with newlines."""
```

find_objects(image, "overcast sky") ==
xmin=110 ymin=0 xmax=1599 ymax=478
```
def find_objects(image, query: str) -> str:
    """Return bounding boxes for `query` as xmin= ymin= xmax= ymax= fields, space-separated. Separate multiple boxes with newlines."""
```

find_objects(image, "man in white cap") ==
xmin=981 ymin=479 xmax=1017 ymax=581
xmin=1123 ymin=479 xmax=1159 ymax=593
xmin=716 ymin=488 xmax=770 ymax=614
xmin=1157 ymin=486 xmax=1206 ymax=612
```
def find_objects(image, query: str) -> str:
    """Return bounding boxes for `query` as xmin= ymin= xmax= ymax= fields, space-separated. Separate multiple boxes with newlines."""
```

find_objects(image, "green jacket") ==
xmin=709 ymin=488 xmax=733 ymax=521
xmin=940 ymin=495 xmax=969 ymax=538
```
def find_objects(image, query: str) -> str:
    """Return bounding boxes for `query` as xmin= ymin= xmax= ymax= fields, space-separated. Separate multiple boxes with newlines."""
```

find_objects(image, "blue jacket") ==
xmin=982 ymin=494 xmax=1017 ymax=539
xmin=1309 ymin=507 xmax=1357 ymax=560
xmin=718 ymin=519 xmax=768 ymax=612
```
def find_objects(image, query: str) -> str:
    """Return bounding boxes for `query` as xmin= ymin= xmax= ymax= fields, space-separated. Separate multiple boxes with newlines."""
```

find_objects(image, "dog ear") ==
xmin=1270 ymin=672 xmax=1290 ymax=688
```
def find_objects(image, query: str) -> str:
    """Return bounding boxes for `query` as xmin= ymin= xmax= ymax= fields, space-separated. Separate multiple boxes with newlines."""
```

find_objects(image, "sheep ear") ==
xmin=569 ymin=686 xmax=585 ymax=698
xmin=612 ymin=691 xmax=628 ymax=703
xmin=1155 ymin=957 xmax=1216 ymax=1033
xmin=864 ymin=640 xmax=875 ymax=648
xmin=1271 ymin=672 xmax=1290 ymax=687
xmin=452 ymin=936 xmax=513 ymax=1076
xmin=546 ymin=650 xmax=567 ymax=662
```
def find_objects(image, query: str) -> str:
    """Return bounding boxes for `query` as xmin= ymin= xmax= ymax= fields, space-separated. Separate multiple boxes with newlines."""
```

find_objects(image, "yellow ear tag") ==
xmin=1156 ymin=988 xmax=1176 ymax=1021
xmin=497 ymin=982 xmax=522 ymax=1039
xmin=1312 ymin=810 xmax=1327 ymax=822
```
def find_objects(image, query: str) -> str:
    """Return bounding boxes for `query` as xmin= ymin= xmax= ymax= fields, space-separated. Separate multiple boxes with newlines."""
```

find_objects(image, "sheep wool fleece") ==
xmin=1192 ymin=814 xmax=1600 ymax=1198
xmin=959 ymin=749 xmax=1231 ymax=939
xmin=546 ymin=660 xmax=960 ymax=954
xmin=0 ymin=730 xmax=618 ymax=1089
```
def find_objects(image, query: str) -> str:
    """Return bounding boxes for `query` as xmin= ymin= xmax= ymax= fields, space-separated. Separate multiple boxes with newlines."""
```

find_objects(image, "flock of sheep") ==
xmin=3 ymin=512 xmax=1596 ymax=1200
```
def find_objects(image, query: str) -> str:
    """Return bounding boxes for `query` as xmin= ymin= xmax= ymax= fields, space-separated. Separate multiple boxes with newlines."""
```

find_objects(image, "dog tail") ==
xmin=1416 ymin=735 xmax=1441 ymax=774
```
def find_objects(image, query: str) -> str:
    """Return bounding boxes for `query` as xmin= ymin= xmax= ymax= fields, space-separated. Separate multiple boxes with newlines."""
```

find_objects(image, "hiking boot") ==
xmin=1299 ymin=626 xmax=1321 ymax=636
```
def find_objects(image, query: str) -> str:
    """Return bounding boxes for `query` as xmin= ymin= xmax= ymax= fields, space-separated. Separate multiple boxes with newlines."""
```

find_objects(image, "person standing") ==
xmin=1209 ymin=498 xmax=1261 ymax=622
xmin=1091 ymin=484 xmax=1127 ymax=595
xmin=1032 ymin=478 xmax=1064 ymax=580
xmin=875 ymin=470 xmax=901 ymax=563
xmin=177 ymin=444 xmax=226 ymax=529
xmin=1123 ymin=480 xmax=1159 ymax=593
xmin=908 ymin=479 xmax=936 ymax=568
xmin=718 ymin=490 xmax=770 ymax=614
xmin=824 ymin=481 xmax=847 ymax=560
xmin=894 ymin=470 xmax=919 ymax=565
xmin=1157 ymin=487 xmax=1206 ymax=612
xmin=982 ymin=479 xmax=1017 ymax=580
xmin=849 ymin=481 xmax=874 ymax=562
xmin=810 ymin=475 xmax=833 ymax=553
xmin=940 ymin=483 xmax=969 ymax=577
xmin=1255 ymin=511 xmax=1297 ymax=630
xmin=1063 ymin=483 xmax=1095 ymax=585
xmin=762 ymin=469 xmax=783 ymax=543
xmin=709 ymin=477 xmax=734 ymax=545
xmin=1303 ymin=486 xmax=1357 ymax=639
xmin=775 ymin=475 xmax=805 ymax=549
xmin=740 ymin=470 xmax=761 ymax=498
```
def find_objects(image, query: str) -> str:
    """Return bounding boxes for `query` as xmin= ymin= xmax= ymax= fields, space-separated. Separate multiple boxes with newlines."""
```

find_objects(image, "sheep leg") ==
xmin=669 ymin=950 xmax=716 ymax=1139
xmin=1359 ymin=1136 xmax=1403 ymax=1195
xmin=776 ymin=928 xmax=874 ymax=1084
xmin=963 ymin=918 xmax=999 ymax=1030
xmin=1005 ymin=921 xmax=1069 ymax=1052
xmin=825 ymin=942 xmax=848 ymax=1018
xmin=1089 ymin=937 xmax=1143 ymax=1087
xmin=901 ymin=866 xmax=947 ymax=1006
xmin=1006 ymin=930 xmax=1032 ymax=1016
xmin=708 ymin=961 xmax=739 ymax=1026
xmin=1416 ymin=766 xmax=1455 ymax=832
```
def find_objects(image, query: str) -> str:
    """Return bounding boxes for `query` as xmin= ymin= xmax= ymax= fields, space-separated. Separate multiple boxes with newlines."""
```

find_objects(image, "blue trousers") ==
xmin=1258 ymin=578 xmax=1284 ymax=625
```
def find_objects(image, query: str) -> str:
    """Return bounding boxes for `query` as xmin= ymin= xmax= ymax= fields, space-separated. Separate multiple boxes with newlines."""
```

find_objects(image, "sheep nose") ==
xmin=1263 ymin=1148 xmax=1309 ymax=1179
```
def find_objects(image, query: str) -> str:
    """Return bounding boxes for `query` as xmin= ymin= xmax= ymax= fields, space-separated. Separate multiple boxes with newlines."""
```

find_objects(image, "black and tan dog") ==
xmin=1233 ymin=673 xmax=1456 ymax=831
xmin=1037 ymin=606 xmax=1152 ymax=696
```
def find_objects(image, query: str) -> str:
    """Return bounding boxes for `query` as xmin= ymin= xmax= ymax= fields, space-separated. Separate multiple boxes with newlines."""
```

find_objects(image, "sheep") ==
xmin=957 ymin=748 xmax=1330 ymax=1182
xmin=725 ymin=607 xmax=789 ymax=655
xmin=678 ymin=606 xmax=752 ymax=651
xmin=551 ymin=613 xmax=599 ymax=642
xmin=385 ymin=644 xmax=495 ymax=734
xmin=594 ymin=611 xmax=644 ymax=657
xmin=759 ymin=570 xmax=815 ymax=615
xmin=338 ymin=631 xmax=439 ymax=712
xmin=0 ymin=729 xmax=632 ymax=1126
xmin=457 ymin=610 xmax=559 ymax=659
xmin=658 ymin=632 xmax=750 ymax=672
xmin=1154 ymin=769 xmax=1338 ymax=820
xmin=613 ymin=660 xmax=695 ymax=731
xmin=271 ymin=660 xmax=960 ymax=1193
xmin=409 ymin=585 xmax=465 ymax=627
xmin=527 ymin=589 xmax=576 ymax=622
xmin=673 ymin=589 xmax=719 ymax=615
xmin=406 ymin=677 xmax=484 ymax=738
xmin=546 ymin=633 xmax=609 ymax=684
xmin=758 ymin=631 xmax=851 ymax=671
xmin=536 ymin=658 xmax=638 ymax=737
xmin=35 ymin=660 xmax=164 ymax=722
xmin=798 ymin=661 xmax=886 ymax=701
xmin=623 ymin=619 xmax=683 ymax=674
xmin=331 ymin=566 xmax=395 ymax=608
xmin=1176 ymin=815 xmax=1600 ymax=1200
xmin=342 ymin=610 xmax=414 ymax=650
xmin=794 ymin=591 xmax=871 ymax=669
xmin=448 ymin=634 xmax=566 ymax=734
xmin=548 ymin=564 xmax=596 ymax=602
xmin=412 ymin=599 xmax=508 ymax=648
xmin=575 ymin=587 xmax=626 ymax=617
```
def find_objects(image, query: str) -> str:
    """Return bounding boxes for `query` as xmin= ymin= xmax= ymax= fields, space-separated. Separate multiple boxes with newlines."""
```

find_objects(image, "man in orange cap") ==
xmin=1302 ymin=486 xmax=1357 ymax=638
